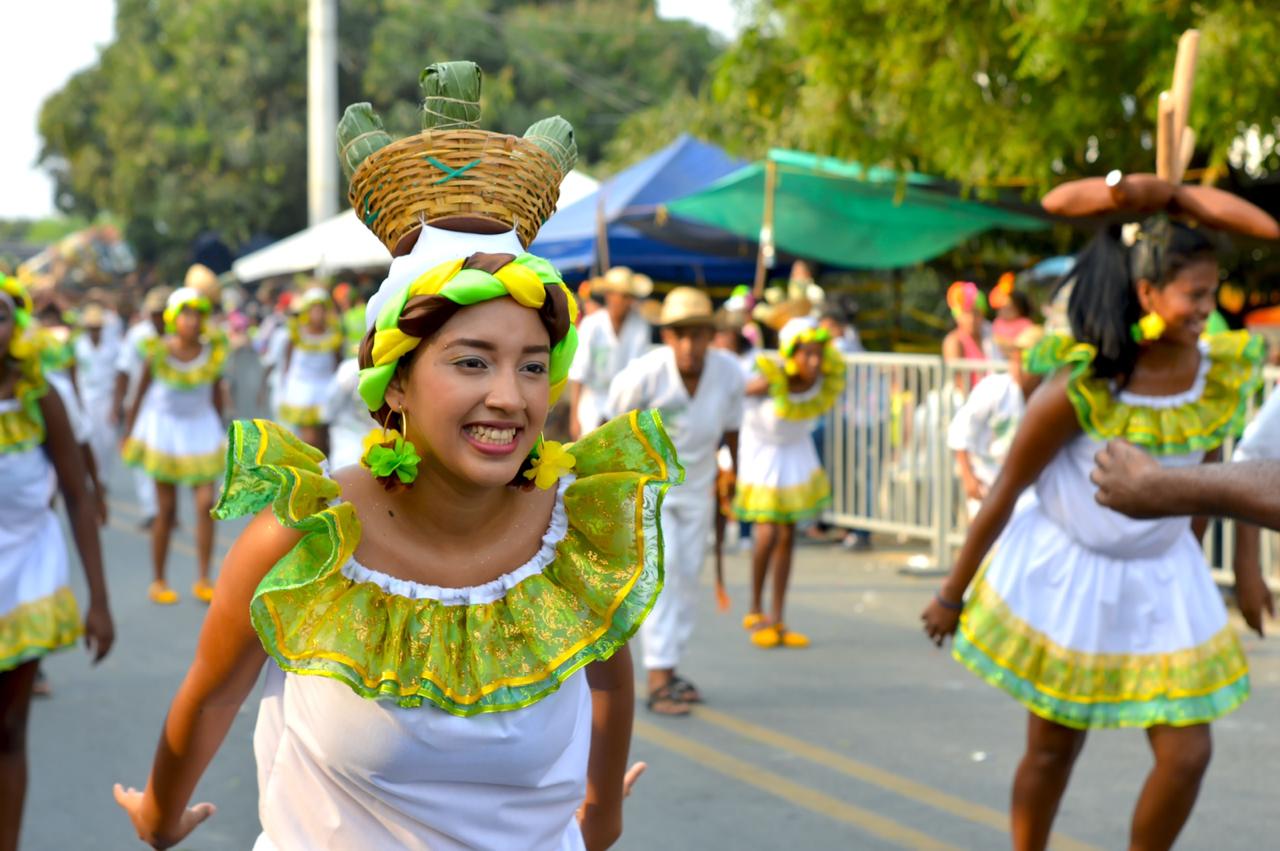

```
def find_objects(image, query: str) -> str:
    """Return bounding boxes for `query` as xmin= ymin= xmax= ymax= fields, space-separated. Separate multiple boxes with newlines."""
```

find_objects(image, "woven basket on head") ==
xmin=348 ymin=129 xmax=566 ymax=256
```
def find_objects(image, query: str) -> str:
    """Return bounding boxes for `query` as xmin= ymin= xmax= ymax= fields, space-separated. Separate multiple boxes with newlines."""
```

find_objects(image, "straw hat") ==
xmin=594 ymin=266 xmax=654 ymax=299
xmin=185 ymin=264 xmax=220 ymax=301
xmin=659 ymin=287 xmax=714 ymax=328
xmin=752 ymin=297 xmax=812 ymax=332
xmin=142 ymin=286 xmax=173 ymax=314
xmin=79 ymin=303 xmax=107 ymax=328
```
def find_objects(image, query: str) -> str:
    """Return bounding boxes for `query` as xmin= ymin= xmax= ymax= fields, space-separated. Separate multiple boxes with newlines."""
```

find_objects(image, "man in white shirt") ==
xmin=75 ymin=302 xmax=122 ymax=482
xmin=112 ymin=286 xmax=170 ymax=526
xmin=608 ymin=287 xmax=745 ymax=715
xmin=568 ymin=266 xmax=653 ymax=439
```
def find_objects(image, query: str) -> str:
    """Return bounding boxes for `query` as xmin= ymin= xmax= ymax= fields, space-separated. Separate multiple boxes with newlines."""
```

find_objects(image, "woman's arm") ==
xmin=39 ymin=389 xmax=113 ymax=661
xmin=123 ymin=365 xmax=152 ymax=440
xmin=115 ymin=508 xmax=301 ymax=848
xmin=211 ymin=377 xmax=226 ymax=421
xmin=922 ymin=372 xmax=1080 ymax=644
xmin=578 ymin=645 xmax=637 ymax=851
xmin=744 ymin=374 xmax=769 ymax=397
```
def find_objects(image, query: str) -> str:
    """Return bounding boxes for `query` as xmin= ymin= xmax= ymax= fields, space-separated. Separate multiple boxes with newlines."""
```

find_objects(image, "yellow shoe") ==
xmin=192 ymin=579 xmax=215 ymax=604
xmin=148 ymin=582 xmax=179 ymax=605
xmin=742 ymin=612 xmax=766 ymax=631
xmin=778 ymin=625 xmax=810 ymax=648
xmin=751 ymin=625 xmax=782 ymax=648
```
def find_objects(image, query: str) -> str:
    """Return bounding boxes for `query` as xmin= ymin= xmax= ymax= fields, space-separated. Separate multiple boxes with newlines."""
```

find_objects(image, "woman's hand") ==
xmin=113 ymin=784 xmax=216 ymax=849
xmin=1235 ymin=569 xmax=1275 ymax=638
xmin=577 ymin=762 xmax=645 ymax=851
xmin=961 ymin=472 xmax=987 ymax=502
xmin=920 ymin=595 xmax=962 ymax=647
xmin=83 ymin=603 xmax=115 ymax=663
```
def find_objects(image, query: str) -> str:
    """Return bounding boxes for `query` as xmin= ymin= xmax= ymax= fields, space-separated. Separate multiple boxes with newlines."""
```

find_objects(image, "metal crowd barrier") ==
xmin=819 ymin=351 xmax=1280 ymax=586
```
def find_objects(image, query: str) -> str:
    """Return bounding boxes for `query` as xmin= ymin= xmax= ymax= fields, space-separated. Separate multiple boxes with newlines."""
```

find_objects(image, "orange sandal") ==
xmin=750 ymin=625 xmax=781 ymax=648
xmin=148 ymin=581 xmax=179 ymax=605
xmin=742 ymin=612 xmax=766 ymax=631
xmin=191 ymin=579 xmax=215 ymax=604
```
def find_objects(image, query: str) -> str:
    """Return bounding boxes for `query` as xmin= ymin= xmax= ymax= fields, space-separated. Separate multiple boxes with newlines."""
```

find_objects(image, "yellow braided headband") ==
xmin=0 ymin=274 xmax=35 ymax=358
xmin=163 ymin=288 xmax=213 ymax=334
xmin=358 ymin=253 xmax=579 ymax=412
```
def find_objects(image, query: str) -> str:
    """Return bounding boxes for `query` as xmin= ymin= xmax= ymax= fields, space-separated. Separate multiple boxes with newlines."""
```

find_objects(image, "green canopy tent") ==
xmin=651 ymin=149 xmax=1049 ymax=284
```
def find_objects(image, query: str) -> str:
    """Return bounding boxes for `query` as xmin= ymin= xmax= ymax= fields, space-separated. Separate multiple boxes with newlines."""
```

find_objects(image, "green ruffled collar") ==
xmin=0 ymin=354 xmax=47 ymax=454
xmin=1024 ymin=330 xmax=1264 ymax=454
xmin=213 ymin=411 xmax=683 ymax=716
xmin=148 ymin=333 xmax=228 ymax=389
xmin=755 ymin=341 xmax=847 ymax=421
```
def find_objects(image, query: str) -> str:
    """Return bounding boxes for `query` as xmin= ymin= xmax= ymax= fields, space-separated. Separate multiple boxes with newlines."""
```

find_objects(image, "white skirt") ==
xmin=732 ymin=434 xmax=829 ymax=523
xmin=123 ymin=384 xmax=225 ymax=484
xmin=954 ymin=502 xmax=1249 ymax=729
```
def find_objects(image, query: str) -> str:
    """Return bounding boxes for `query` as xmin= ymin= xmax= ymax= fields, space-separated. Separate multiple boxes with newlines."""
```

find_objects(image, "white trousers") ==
xmin=133 ymin=467 xmax=157 ymax=518
xmin=641 ymin=495 xmax=713 ymax=670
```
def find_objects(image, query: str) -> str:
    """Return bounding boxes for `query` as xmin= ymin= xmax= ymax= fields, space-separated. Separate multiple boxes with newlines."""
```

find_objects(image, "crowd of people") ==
xmin=2 ymin=56 xmax=1279 ymax=851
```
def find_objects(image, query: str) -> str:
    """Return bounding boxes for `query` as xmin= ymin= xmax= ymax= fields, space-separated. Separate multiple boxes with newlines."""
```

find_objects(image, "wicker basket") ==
xmin=348 ymin=128 xmax=566 ymax=256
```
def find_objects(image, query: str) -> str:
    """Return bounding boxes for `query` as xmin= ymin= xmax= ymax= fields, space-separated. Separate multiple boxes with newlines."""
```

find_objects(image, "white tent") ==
xmin=232 ymin=170 xmax=599 ymax=282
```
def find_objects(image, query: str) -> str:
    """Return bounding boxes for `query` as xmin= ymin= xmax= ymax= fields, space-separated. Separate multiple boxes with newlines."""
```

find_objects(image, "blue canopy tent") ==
xmin=531 ymin=134 xmax=758 ymax=284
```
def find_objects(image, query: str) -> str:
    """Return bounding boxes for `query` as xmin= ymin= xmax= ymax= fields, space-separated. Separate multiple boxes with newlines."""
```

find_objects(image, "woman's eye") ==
xmin=522 ymin=362 xmax=548 ymax=375
xmin=455 ymin=357 xmax=487 ymax=369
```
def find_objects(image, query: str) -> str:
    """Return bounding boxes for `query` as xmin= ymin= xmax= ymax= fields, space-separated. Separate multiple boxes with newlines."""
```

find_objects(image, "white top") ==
xmin=607 ymin=347 xmax=743 ymax=503
xmin=947 ymin=372 xmax=1025 ymax=488
xmin=252 ymin=477 xmax=590 ymax=851
xmin=569 ymin=309 xmax=651 ymax=431
xmin=1233 ymin=384 xmax=1280 ymax=462
xmin=115 ymin=321 xmax=158 ymax=399
xmin=740 ymin=367 xmax=825 ymax=447
xmin=74 ymin=332 xmax=121 ymax=408
xmin=45 ymin=370 xmax=92 ymax=444
xmin=325 ymin=358 xmax=368 ymax=470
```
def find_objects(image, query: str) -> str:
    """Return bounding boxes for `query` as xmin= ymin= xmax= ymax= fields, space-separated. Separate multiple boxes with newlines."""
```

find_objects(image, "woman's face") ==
xmin=175 ymin=306 xmax=202 ymax=340
xmin=791 ymin=341 xmax=824 ymax=382
xmin=307 ymin=303 xmax=327 ymax=327
xmin=954 ymin=307 xmax=979 ymax=336
xmin=0 ymin=301 xmax=14 ymax=355
xmin=1143 ymin=257 xmax=1218 ymax=346
xmin=392 ymin=298 xmax=551 ymax=490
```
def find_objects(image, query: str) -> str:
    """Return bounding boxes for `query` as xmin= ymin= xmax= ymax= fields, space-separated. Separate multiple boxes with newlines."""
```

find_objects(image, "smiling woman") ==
xmin=116 ymin=61 xmax=682 ymax=851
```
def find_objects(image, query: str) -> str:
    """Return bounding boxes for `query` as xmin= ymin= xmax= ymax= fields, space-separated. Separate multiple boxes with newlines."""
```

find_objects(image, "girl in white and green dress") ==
xmin=0 ymin=275 xmax=113 ymax=849
xmin=123 ymin=287 xmax=227 ymax=605
xmin=277 ymin=287 xmax=343 ymax=453
xmin=734 ymin=316 xmax=845 ymax=648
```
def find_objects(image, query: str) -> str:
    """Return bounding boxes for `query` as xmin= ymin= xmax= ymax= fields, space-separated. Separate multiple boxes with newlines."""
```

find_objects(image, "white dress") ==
xmin=278 ymin=322 xmax=343 ymax=428
xmin=733 ymin=347 xmax=844 ymax=524
xmin=0 ymin=391 xmax=81 ymax=671
xmin=123 ymin=337 xmax=226 ymax=485
xmin=954 ymin=332 xmax=1262 ymax=729
xmin=568 ymin=309 xmax=651 ymax=434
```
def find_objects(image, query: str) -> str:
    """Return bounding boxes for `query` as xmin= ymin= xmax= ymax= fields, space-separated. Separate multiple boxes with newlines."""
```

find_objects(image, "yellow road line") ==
xmin=635 ymin=719 xmax=961 ymax=850
xmin=692 ymin=706 xmax=1100 ymax=851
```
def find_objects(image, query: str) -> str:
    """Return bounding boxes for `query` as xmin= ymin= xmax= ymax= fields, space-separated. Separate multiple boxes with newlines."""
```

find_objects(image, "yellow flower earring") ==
xmin=360 ymin=406 xmax=422 ymax=490
xmin=1130 ymin=312 xmax=1166 ymax=344
xmin=524 ymin=435 xmax=576 ymax=490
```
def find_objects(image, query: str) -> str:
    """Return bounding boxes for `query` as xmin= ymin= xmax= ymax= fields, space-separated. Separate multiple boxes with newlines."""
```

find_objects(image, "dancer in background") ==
xmin=112 ymin=286 xmax=170 ymax=529
xmin=123 ymin=288 xmax=227 ymax=605
xmin=0 ymin=274 xmax=113 ymax=851
xmin=609 ymin=287 xmax=744 ymax=715
xmin=735 ymin=316 xmax=845 ymax=648
xmin=922 ymin=212 xmax=1269 ymax=851
xmin=568 ymin=266 xmax=653 ymax=439
xmin=277 ymin=287 xmax=343 ymax=451
xmin=75 ymin=302 xmax=122 ymax=490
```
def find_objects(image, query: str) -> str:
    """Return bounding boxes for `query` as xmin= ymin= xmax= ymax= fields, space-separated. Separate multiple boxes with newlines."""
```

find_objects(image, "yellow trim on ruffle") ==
xmin=147 ymin=333 xmax=228 ymax=389
xmin=289 ymin=316 xmax=344 ymax=354
xmin=733 ymin=467 xmax=830 ymax=523
xmin=122 ymin=437 xmax=224 ymax=484
xmin=277 ymin=403 xmax=326 ymax=427
xmin=0 ymin=349 xmax=48 ymax=454
xmin=958 ymin=576 xmax=1249 ymax=703
xmin=756 ymin=342 xmax=846 ymax=421
xmin=0 ymin=587 xmax=81 ymax=671
xmin=1024 ymin=330 xmax=1264 ymax=455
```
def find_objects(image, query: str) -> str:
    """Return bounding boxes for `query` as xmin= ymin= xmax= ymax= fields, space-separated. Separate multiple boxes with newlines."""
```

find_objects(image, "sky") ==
xmin=0 ymin=0 xmax=740 ymax=221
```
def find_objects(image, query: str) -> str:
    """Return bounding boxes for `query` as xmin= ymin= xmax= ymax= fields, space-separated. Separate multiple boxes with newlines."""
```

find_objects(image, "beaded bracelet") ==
xmin=934 ymin=591 xmax=964 ymax=612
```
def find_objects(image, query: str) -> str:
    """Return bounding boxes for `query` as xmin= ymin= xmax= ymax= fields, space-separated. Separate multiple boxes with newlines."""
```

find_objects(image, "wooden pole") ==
xmin=594 ymin=188 xmax=610 ymax=274
xmin=1156 ymin=92 xmax=1175 ymax=181
xmin=1170 ymin=29 xmax=1200 ymax=182
xmin=753 ymin=158 xmax=778 ymax=298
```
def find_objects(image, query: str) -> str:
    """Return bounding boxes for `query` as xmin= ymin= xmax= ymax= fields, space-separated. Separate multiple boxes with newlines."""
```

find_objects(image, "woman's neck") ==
xmin=384 ymin=459 xmax=522 ymax=546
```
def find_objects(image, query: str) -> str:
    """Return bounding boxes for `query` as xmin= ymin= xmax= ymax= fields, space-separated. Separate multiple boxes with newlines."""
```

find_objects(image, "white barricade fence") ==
xmin=819 ymin=351 xmax=1280 ymax=587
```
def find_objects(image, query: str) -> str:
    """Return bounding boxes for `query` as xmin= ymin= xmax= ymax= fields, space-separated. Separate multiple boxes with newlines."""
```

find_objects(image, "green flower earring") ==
xmin=360 ymin=407 xmax=422 ymax=490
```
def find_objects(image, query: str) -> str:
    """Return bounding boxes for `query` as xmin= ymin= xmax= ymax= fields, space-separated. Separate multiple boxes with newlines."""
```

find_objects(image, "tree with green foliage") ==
xmin=38 ymin=0 xmax=721 ymax=275
xmin=704 ymin=0 xmax=1280 ymax=193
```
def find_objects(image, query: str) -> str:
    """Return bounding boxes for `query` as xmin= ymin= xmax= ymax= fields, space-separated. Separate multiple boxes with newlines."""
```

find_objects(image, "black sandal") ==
xmin=669 ymin=675 xmax=703 ymax=704
xmin=646 ymin=684 xmax=691 ymax=716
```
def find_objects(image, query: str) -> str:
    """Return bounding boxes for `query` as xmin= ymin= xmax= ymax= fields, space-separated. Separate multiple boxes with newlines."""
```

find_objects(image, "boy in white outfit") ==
xmin=608 ymin=287 xmax=744 ymax=715
xmin=569 ymin=266 xmax=653 ymax=438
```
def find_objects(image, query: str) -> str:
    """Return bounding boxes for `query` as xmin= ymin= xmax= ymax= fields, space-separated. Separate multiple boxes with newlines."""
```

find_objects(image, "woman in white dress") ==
xmin=122 ymin=288 xmax=228 ymax=605
xmin=0 ymin=275 xmax=113 ymax=850
xmin=922 ymin=215 xmax=1268 ymax=851
xmin=277 ymin=287 xmax=343 ymax=452
xmin=115 ymin=88 xmax=666 ymax=850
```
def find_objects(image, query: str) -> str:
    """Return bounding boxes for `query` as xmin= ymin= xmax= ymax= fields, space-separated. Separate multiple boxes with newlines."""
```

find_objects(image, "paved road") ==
xmin=23 ymin=463 xmax=1280 ymax=850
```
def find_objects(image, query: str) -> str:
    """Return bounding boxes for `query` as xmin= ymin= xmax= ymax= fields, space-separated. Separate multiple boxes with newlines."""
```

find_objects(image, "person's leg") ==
xmin=134 ymin=467 xmax=157 ymax=525
xmin=640 ymin=500 xmax=690 ymax=715
xmin=669 ymin=498 xmax=712 ymax=699
xmin=191 ymin=483 xmax=217 ymax=600
xmin=1011 ymin=713 xmax=1088 ymax=851
xmin=0 ymin=661 xmax=39 ymax=851
xmin=150 ymin=481 xmax=178 ymax=603
xmin=768 ymin=523 xmax=796 ymax=625
xmin=1128 ymin=724 xmax=1212 ymax=851
xmin=748 ymin=522 xmax=778 ymax=622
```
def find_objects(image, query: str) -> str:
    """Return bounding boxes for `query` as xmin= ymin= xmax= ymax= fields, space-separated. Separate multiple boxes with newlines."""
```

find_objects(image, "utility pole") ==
xmin=307 ymin=0 xmax=339 ymax=225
